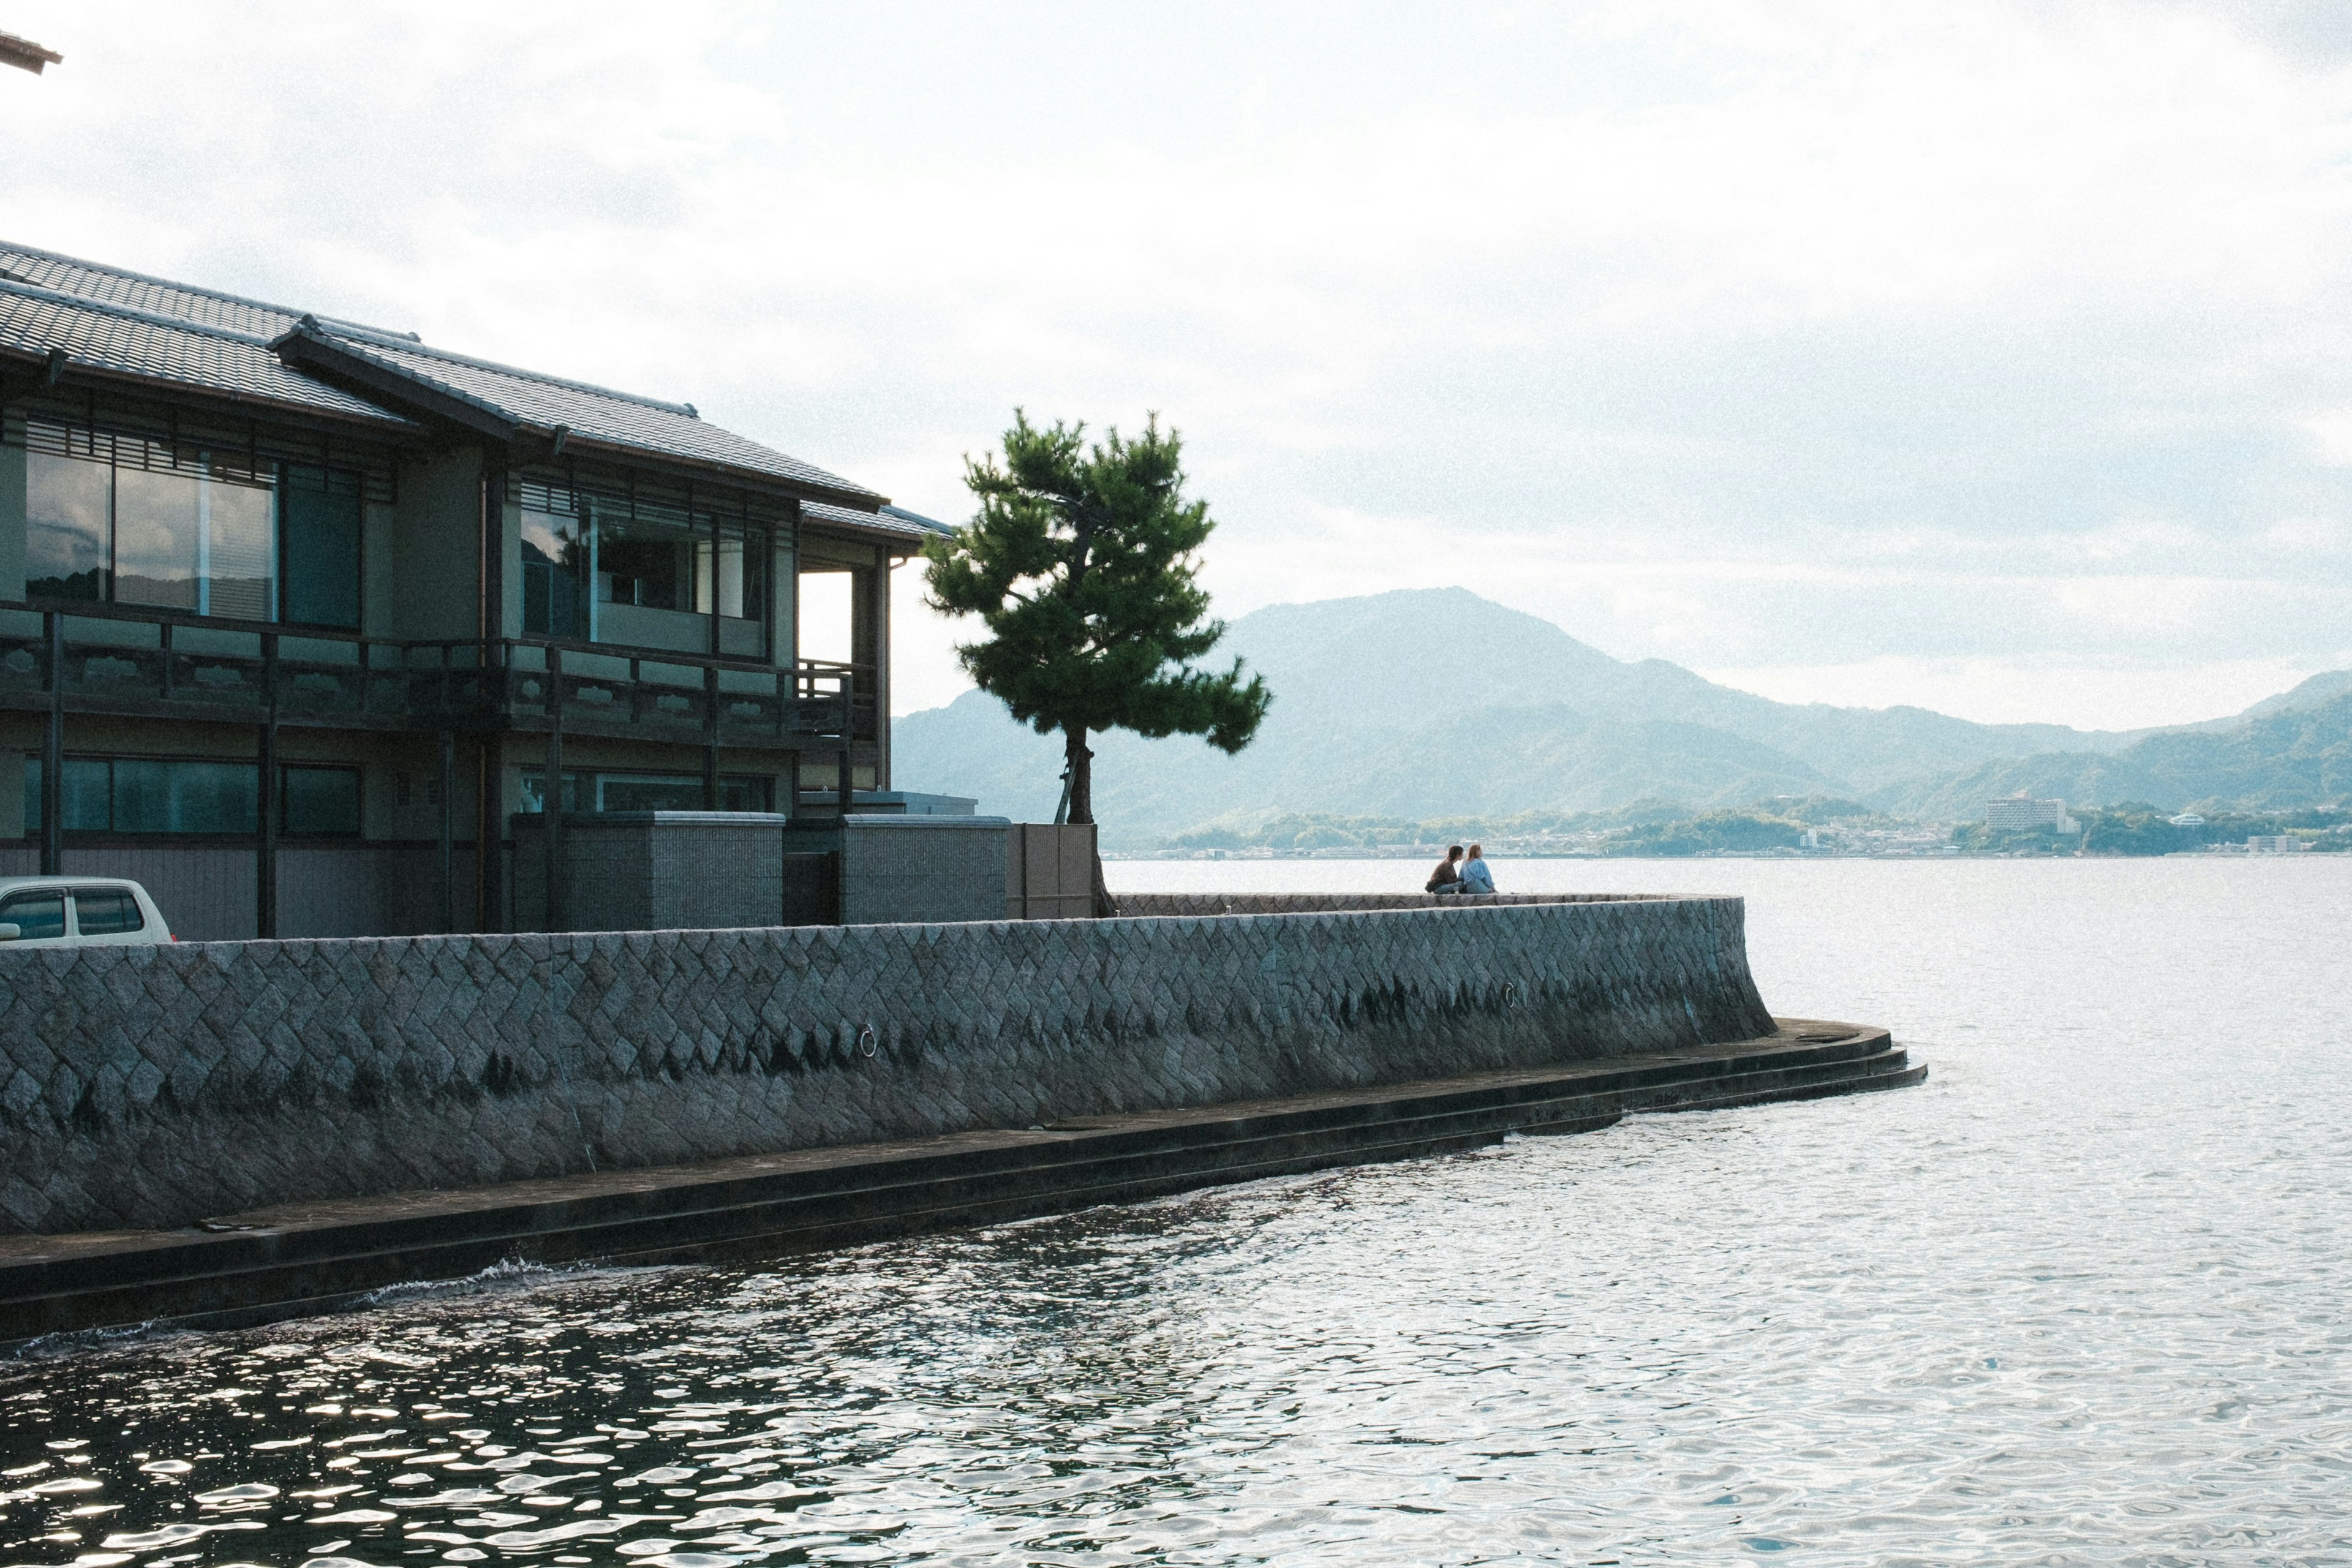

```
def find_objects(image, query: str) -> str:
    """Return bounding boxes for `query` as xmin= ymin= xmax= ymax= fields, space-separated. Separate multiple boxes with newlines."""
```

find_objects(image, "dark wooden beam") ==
xmin=437 ymin=729 xmax=456 ymax=934
xmin=40 ymin=613 xmax=61 ymax=876
xmin=0 ymin=31 xmax=63 ymax=74
xmin=256 ymin=635 xmax=279 ymax=940
xmin=274 ymin=330 xmax=519 ymax=443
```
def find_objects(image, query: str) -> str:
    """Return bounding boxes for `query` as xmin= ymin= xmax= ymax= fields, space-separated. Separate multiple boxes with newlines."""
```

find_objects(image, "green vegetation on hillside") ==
xmin=1163 ymin=797 xmax=1909 ymax=856
xmin=1950 ymin=802 xmax=2352 ymax=856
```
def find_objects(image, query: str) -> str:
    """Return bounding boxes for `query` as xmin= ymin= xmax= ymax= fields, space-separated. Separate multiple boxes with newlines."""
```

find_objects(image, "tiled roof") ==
xmin=0 ymin=241 xmax=888 ymax=503
xmin=0 ymin=242 xmax=306 ymax=339
xmin=804 ymin=500 xmax=957 ymax=543
xmin=300 ymin=322 xmax=882 ymax=504
xmin=0 ymin=277 xmax=420 ymax=431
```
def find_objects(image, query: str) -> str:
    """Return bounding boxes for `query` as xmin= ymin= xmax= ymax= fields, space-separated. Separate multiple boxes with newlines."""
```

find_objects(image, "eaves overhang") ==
xmin=270 ymin=322 xmax=519 ymax=443
xmin=269 ymin=320 xmax=892 ymax=511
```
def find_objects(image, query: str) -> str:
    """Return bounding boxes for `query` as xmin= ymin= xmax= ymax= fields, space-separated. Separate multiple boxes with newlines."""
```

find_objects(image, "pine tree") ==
xmin=922 ymin=412 xmax=1271 ymax=915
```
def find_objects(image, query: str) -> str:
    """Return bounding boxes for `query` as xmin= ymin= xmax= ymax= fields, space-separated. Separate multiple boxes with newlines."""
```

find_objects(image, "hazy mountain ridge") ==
xmin=1872 ymin=692 xmax=2352 ymax=818
xmin=891 ymin=587 xmax=2349 ymax=843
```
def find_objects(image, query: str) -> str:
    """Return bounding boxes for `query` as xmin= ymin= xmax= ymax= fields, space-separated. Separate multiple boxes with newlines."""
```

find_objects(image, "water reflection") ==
xmin=2 ymin=859 xmax=2350 ymax=1565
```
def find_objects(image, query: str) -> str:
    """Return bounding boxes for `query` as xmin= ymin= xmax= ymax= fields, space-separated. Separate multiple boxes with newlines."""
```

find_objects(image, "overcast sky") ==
xmin=8 ymin=0 xmax=2352 ymax=729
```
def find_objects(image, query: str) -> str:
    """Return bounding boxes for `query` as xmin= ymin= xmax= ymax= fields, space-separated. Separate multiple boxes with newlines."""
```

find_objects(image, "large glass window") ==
xmin=22 ymin=448 xmax=360 ymax=627
xmin=21 ymin=758 xmax=360 ymax=836
xmin=105 ymin=759 xmax=258 ymax=833
xmin=518 ymin=484 xmax=768 ymax=652
xmin=107 ymin=465 xmax=274 ymax=617
xmin=519 ymin=767 xmax=773 ymax=813
xmin=24 ymin=450 xmax=109 ymax=601
xmin=521 ymin=507 xmax=590 ymax=639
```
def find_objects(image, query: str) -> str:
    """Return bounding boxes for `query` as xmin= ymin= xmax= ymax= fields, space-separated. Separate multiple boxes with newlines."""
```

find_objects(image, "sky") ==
xmin=7 ymin=0 xmax=2352 ymax=731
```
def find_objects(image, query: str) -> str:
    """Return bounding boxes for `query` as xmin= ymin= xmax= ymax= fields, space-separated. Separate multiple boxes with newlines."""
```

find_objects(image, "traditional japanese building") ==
xmin=0 ymin=241 xmax=947 ymax=938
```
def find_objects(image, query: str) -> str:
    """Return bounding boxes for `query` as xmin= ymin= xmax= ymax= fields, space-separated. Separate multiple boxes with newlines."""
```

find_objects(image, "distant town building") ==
xmin=1985 ymin=794 xmax=2081 ymax=834
xmin=2246 ymin=835 xmax=2312 ymax=854
xmin=2168 ymin=813 xmax=2204 ymax=827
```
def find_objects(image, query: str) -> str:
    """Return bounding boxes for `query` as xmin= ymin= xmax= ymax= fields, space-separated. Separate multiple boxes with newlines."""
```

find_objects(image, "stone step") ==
xmin=0 ymin=1022 xmax=1920 ymax=1344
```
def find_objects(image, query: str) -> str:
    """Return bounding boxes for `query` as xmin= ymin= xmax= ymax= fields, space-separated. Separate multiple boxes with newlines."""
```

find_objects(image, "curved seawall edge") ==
xmin=0 ymin=895 xmax=1777 ymax=1234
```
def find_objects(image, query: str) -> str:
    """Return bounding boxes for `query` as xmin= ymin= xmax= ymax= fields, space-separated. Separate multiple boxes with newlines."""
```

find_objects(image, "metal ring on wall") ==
xmin=857 ymin=1023 xmax=878 ymax=1059
xmin=1502 ymin=981 xmax=1519 ymax=1008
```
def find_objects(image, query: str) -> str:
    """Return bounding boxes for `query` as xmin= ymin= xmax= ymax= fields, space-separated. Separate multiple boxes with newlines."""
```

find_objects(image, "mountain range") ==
xmin=891 ymin=588 xmax=2352 ymax=845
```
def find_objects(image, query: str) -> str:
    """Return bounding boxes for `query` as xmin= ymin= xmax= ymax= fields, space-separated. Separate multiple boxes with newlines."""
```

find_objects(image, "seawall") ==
xmin=0 ymin=895 xmax=1776 ymax=1235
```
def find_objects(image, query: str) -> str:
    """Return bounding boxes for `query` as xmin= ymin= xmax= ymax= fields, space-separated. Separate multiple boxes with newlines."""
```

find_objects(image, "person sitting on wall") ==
xmin=1425 ymin=845 xmax=1464 ymax=894
xmin=1458 ymin=843 xmax=1495 ymax=895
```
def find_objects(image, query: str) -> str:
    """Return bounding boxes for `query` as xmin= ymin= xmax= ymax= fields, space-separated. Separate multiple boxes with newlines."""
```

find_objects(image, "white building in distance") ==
xmin=1986 ymin=794 xmax=2081 ymax=834
xmin=2246 ymin=835 xmax=2312 ymax=854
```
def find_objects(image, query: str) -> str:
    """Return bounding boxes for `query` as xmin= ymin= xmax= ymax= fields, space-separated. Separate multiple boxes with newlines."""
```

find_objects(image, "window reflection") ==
xmin=24 ymin=445 xmax=316 ymax=624
xmin=519 ymin=488 xmax=768 ymax=654
xmin=24 ymin=451 xmax=108 ymax=600
xmin=20 ymin=757 xmax=360 ymax=837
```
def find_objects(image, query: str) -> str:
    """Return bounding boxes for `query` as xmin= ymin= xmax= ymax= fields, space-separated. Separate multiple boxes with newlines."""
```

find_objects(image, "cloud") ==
xmin=6 ymin=0 xmax=2351 ymax=722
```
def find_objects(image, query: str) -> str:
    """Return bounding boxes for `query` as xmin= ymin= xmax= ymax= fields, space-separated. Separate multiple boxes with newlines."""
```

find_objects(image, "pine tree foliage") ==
xmin=923 ymin=412 xmax=1271 ymax=910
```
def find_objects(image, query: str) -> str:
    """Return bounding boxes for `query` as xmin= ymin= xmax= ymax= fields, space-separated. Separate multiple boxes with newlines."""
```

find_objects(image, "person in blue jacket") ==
xmin=1458 ymin=842 xmax=1496 ymax=894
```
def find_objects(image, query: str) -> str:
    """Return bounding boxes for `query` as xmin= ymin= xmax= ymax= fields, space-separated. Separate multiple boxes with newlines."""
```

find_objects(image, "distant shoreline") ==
xmin=1106 ymin=848 xmax=2346 ymax=862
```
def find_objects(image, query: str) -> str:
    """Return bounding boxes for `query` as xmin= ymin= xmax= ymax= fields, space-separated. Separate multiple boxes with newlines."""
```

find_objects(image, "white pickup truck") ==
xmin=0 ymin=877 xmax=175 ymax=945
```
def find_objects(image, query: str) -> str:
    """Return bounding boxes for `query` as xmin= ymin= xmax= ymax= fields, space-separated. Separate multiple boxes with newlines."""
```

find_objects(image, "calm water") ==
xmin=4 ymin=858 xmax=2349 ymax=1567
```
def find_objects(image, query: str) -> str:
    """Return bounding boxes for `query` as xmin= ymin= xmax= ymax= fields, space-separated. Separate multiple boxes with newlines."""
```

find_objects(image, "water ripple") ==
xmin=0 ymin=859 xmax=2348 ymax=1564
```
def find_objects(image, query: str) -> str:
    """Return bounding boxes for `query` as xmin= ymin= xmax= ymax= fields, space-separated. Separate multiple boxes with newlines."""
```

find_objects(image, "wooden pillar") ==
xmin=256 ymin=632 xmax=279 ymax=939
xmin=40 ymin=611 xmax=62 ymax=876
xmin=870 ymin=560 xmax=892 ymax=791
xmin=837 ymin=668 xmax=854 ymax=815
xmin=544 ymin=644 xmax=564 ymax=932
xmin=474 ymin=456 xmax=508 ymax=932
xmin=435 ymin=728 xmax=456 ymax=933
xmin=704 ymin=481 xmax=722 ymax=809
xmin=475 ymin=734 xmax=503 ymax=932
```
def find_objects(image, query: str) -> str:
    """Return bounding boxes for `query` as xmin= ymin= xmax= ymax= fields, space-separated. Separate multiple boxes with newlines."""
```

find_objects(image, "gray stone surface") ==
xmin=0 ymin=894 xmax=1774 ymax=1234
xmin=788 ymin=814 xmax=1011 ymax=925
xmin=1120 ymin=892 xmax=1662 ymax=916
xmin=513 ymin=812 xmax=791 ymax=932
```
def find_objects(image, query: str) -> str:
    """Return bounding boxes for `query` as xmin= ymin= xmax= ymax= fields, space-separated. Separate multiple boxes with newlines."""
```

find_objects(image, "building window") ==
xmin=22 ymin=758 xmax=360 ymax=836
xmin=521 ymin=509 xmax=591 ymax=640
xmin=280 ymin=466 xmax=363 ymax=628
xmin=23 ymin=448 xmax=363 ymax=629
xmin=280 ymin=766 xmax=361 ymax=835
xmin=518 ymin=483 xmax=769 ymax=652
xmin=519 ymin=767 xmax=774 ymax=813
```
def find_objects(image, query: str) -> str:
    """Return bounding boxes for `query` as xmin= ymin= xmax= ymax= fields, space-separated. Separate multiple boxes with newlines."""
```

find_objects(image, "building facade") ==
xmin=1985 ymin=795 xmax=2080 ymax=834
xmin=0 ymin=242 xmax=948 ymax=939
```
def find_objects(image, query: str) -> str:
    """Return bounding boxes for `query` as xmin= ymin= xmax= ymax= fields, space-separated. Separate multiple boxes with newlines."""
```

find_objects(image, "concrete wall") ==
xmin=387 ymin=449 xmax=483 ymax=643
xmin=0 ymin=842 xmax=477 ymax=941
xmin=790 ymin=814 xmax=1010 ymax=925
xmin=1122 ymin=892 xmax=1664 ymax=915
xmin=511 ymin=812 xmax=790 ymax=932
xmin=0 ymin=894 xmax=1773 ymax=1233
xmin=1008 ymin=823 xmax=1095 ymax=919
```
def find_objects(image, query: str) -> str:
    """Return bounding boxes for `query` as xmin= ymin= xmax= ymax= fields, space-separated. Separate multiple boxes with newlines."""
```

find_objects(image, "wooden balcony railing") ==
xmin=0 ymin=600 xmax=879 ymax=747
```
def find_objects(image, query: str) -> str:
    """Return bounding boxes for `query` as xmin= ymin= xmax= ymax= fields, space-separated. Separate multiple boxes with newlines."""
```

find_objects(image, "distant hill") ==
xmin=1875 ymin=692 xmax=2352 ymax=818
xmin=892 ymin=588 xmax=2192 ymax=845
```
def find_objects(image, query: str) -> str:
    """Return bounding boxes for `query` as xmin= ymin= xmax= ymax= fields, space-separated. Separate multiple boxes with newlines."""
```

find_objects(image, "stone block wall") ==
xmin=0 ymin=895 xmax=1775 ymax=1234
xmin=1119 ymin=892 xmax=1664 ymax=916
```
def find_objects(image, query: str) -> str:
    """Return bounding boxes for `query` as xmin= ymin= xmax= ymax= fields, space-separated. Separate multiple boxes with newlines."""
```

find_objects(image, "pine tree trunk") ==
xmin=1063 ymin=725 xmax=1117 ymax=918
